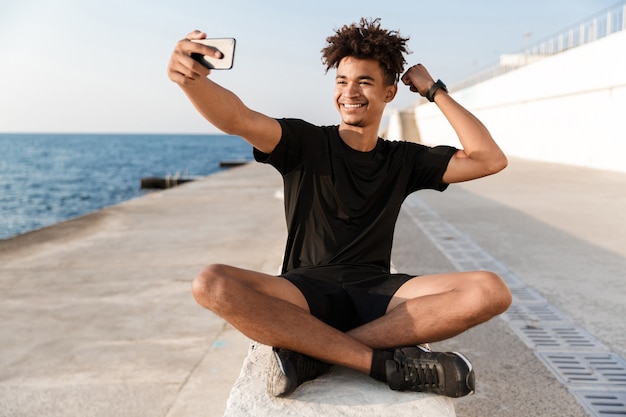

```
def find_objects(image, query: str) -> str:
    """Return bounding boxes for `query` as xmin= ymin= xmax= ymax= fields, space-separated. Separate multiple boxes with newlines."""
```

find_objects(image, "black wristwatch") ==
xmin=426 ymin=79 xmax=448 ymax=102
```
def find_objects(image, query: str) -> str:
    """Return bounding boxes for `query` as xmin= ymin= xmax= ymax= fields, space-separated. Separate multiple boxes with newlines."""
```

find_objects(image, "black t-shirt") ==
xmin=254 ymin=118 xmax=457 ymax=274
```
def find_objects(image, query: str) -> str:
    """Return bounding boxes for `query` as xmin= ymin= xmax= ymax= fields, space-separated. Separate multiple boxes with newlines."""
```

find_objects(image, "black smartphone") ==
xmin=191 ymin=38 xmax=236 ymax=70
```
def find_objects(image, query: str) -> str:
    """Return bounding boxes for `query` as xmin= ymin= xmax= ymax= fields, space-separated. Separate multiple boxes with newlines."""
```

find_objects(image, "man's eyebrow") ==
xmin=335 ymin=74 xmax=376 ymax=81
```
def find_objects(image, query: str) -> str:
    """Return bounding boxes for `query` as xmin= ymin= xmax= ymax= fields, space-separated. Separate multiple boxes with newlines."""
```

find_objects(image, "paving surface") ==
xmin=1 ymin=157 xmax=624 ymax=416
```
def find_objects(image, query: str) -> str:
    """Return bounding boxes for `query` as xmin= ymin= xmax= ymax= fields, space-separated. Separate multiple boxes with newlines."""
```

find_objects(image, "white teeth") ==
xmin=343 ymin=104 xmax=363 ymax=108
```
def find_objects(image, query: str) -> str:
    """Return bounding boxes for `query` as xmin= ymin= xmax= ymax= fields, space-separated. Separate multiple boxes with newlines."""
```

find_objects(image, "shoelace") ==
xmin=401 ymin=359 xmax=440 ymax=390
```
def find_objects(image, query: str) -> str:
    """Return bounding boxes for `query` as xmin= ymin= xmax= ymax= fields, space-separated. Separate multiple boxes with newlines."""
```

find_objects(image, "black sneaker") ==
xmin=267 ymin=348 xmax=332 ymax=397
xmin=385 ymin=345 xmax=475 ymax=397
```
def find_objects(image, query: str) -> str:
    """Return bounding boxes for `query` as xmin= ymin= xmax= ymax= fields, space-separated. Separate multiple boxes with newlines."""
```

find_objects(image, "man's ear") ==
xmin=384 ymin=84 xmax=398 ymax=103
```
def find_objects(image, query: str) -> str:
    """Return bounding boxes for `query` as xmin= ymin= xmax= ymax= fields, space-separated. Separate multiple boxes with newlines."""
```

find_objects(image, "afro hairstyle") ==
xmin=321 ymin=18 xmax=410 ymax=85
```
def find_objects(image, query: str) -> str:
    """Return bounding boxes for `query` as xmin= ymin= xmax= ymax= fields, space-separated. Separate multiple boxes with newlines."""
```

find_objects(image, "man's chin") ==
xmin=342 ymin=117 xmax=365 ymax=127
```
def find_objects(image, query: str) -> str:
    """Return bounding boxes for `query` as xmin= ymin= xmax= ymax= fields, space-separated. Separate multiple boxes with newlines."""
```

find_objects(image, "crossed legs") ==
xmin=191 ymin=264 xmax=512 ymax=374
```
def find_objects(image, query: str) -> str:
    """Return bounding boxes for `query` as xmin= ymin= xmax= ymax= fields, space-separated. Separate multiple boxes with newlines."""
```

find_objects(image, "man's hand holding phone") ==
xmin=167 ymin=31 xmax=235 ymax=85
xmin=190 ymin=38 xmax=236 ymax=70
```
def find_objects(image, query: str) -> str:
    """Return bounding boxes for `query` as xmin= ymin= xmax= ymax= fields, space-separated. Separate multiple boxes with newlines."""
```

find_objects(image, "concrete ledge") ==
xmin=224 ymin=343 xmax=456 ymax=417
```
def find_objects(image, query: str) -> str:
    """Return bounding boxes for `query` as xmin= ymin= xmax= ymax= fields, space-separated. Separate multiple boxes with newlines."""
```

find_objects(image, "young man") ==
xmin=167 ymin=18 xmax=511 ymax=398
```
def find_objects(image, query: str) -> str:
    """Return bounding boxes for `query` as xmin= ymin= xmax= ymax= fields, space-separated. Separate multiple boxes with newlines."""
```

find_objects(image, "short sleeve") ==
xmin=253 ymin=118 xmax=325 ymax=176
xmin=406 ymin=144 xmax=458 ymax=193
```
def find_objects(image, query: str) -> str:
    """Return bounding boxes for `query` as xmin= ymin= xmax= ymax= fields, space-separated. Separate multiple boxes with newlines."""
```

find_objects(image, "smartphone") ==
xmin=191 ymin=38 xmax=236 ymax=70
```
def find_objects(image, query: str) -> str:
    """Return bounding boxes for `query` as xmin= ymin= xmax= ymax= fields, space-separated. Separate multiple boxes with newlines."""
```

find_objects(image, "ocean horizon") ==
xmin=0 ymin=133 xmax=253 ymax=240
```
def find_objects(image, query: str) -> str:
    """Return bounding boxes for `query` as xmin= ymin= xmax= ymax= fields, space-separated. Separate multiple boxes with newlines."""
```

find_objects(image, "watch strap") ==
xmin=426 ymin=79 xmax=448 ymax=102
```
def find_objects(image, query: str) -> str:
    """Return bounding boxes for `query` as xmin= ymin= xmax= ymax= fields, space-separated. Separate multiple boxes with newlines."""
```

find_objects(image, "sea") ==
xmin=0 ymin=133 xmax=253 ymax=240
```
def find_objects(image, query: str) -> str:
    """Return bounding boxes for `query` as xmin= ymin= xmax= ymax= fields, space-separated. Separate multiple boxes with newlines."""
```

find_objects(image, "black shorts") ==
xmin=280 ymin=265 xmax=415 ymax=332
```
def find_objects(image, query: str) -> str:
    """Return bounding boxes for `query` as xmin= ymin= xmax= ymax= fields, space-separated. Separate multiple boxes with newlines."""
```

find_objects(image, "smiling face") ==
xmin=334 ymin=56 xmax=397 ymax=129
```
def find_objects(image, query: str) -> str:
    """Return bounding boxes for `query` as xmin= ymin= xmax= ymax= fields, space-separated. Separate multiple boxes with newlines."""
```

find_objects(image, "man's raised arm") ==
xmin=167 ymin=31 xmax=281 ymax=154
xmin=401 ymin=64 xmax=508 ymax=184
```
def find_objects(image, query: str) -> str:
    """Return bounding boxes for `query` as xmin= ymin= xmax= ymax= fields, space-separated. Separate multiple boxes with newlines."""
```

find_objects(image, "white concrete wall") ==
xmin=384 ymin=108 xmax=403 ymax=141
xmin=413 ymin=30 xmax=626 ymax=173
xmin=383 ymin=109 xmax=422 ymax=143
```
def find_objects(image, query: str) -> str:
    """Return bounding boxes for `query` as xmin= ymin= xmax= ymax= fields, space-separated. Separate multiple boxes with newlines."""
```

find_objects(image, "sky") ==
xmin=0 ymin=0 xmax=621 ymax=134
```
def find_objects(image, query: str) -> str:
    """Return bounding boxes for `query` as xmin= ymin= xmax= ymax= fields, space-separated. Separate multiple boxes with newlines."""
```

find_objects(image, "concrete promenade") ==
xmin=1 ymin=158 xmax=625 ymax=416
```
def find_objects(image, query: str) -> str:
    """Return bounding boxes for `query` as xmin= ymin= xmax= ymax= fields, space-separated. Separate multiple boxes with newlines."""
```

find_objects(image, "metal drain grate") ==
xmin=402 ymin=197 xmax=527 ymax=287
xmin=502 ymin=304 xmax=572 ymax=324
xmin=497 ymin=270 xmax=526 ymax=288
xmin=510 ymin=286 xmax=547 ymax=304
xmin=402 ymin=195 xmax=626 ymax=416
xmin=511 ymin=324 xmax=609 ymax=351
xmin=571 ymin=390 xmax=626 ymax=416
xmin=537 ymin=352 xmax=626 ymax=386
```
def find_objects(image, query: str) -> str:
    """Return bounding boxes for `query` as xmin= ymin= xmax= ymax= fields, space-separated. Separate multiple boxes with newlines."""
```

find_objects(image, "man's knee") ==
xmin=191 ymin=263 xmax=233 ymax=310
xmin=472 ymin=270 xmax=512 ymax=317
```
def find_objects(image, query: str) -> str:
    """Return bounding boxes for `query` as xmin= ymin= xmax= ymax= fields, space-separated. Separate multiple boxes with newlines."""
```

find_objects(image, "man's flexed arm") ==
xmin=401 ymin=64 xmax=507 ymax=184
xmin=167 ymin=31 xmax=281 ymax=154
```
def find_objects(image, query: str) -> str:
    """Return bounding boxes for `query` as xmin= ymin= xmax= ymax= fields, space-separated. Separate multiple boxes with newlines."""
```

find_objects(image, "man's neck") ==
xmin=338 ymin=123 xmax=380 ymax=152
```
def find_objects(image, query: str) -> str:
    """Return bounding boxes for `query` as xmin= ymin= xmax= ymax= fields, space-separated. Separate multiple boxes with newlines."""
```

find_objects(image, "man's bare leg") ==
xmin=343 ymin=270 xmax=510 ymax=396
xmin=191 ymin=264 xmax=372 ymax=372
xmin=347 ymin=270 xmax=512 ymax=349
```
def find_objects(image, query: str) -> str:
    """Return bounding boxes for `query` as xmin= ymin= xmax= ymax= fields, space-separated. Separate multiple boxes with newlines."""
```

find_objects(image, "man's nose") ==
xmin=344 ymin=82 xmax=360 ymax=97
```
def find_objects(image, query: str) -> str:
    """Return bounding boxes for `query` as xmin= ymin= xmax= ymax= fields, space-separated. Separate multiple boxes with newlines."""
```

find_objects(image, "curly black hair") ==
xmin=321 ymin=18 xmax=410 ymax=85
